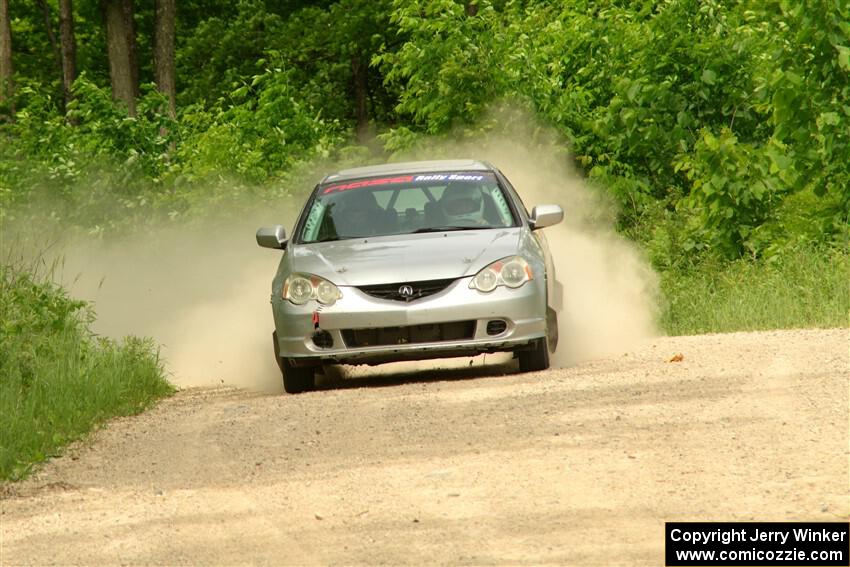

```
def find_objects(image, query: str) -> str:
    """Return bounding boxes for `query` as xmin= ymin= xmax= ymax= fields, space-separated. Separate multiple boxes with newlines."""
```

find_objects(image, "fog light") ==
xmin=312 ymin=330 xmax=333 ymax=349
xmin=486 ymin=320 xmax=508 ymax=335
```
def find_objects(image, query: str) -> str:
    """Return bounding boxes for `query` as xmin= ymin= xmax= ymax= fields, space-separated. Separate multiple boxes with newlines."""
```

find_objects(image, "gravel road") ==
xmin=2 ymin=328 xmax=847 ymax=565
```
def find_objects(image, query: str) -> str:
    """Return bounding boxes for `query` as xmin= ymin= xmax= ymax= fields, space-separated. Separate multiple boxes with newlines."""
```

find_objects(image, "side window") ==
xmin=302 ymin=200 xmax=326 ymax=242
xmin=497 ymin=172 xmax=529 ymax=218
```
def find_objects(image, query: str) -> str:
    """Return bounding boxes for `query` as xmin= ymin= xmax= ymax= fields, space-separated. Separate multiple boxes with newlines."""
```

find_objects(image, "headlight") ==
xmin=286 ymin=276 xmax=314 ymax=304
xmin=315 ymin=280 xmax=339 ymax=304
xmin=472 ymin=268 xmax=499 ymax=292
xmin=469 ymin=256 xmax=533 ymax=292
xmin=282 ymin=273 xmax=342 ymax=306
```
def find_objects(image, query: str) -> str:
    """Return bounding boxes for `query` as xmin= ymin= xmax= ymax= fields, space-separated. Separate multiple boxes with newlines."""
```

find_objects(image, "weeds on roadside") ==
xmin=0 ymin=260 xmax=174 ymax=481
xmin=660 ymin=244 xmax=850 ymax=336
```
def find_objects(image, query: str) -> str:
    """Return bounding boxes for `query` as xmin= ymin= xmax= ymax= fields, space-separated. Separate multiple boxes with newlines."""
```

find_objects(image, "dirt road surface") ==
xmin=2 ymin=329 xmax=848 ymax=565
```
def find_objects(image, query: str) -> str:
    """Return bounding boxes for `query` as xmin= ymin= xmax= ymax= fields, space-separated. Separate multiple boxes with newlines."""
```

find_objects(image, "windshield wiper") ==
xmin=411 ymin=226 xmax=481 ymax=234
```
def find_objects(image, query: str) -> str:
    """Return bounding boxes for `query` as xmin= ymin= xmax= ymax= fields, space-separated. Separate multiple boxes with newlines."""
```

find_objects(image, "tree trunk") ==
xmin=59 ymin=0 xmax=77 ymax=111
xmin=35 ymin=0 xmax=63 ymax=83
xmin=103 ymin=0 xmax=135 ymax=115
xmin=0 ymin=0 xmax=13 ymax=119
xmin=351 ymin=54 xmax=368 ymax=143
xmin=153 ymin=0 xmax=175 ymax=117
xmin=121 ymin=0 xmax=138 ymax=98
xmin=465 ymin=1 xmax=478 ymax=16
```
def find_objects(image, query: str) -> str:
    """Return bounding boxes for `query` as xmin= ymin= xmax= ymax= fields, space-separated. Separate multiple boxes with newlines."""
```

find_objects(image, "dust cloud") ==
xmin=396 ymin=110 xmax=660 ymax=365
xmin=54 ymin=216 xmax=293 ymax=393
xmin=12 ymin=109 xmax=657 ymax=393
xmin=54 ymin=219 xmax=510 ymax=392
xmin=494 ymin=146 xmax=659 ymax=365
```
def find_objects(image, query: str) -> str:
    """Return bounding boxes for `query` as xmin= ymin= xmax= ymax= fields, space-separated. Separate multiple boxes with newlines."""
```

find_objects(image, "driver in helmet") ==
xmin=439 ymin=183 xmax=487 ymax=226
xmin=332 ymin=189 xmax=384 ymax=237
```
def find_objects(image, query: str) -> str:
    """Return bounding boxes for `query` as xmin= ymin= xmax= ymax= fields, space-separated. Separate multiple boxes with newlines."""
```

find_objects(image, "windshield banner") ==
xmin=323 ymin=172 xmax=490 ymax=194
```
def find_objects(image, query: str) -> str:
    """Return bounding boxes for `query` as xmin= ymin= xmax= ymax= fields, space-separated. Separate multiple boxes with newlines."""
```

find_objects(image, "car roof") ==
xmin=322 ymin=159 xmax=494 ymax=184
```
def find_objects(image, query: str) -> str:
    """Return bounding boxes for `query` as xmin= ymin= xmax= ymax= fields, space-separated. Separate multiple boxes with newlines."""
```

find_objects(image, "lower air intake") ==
xmin=342 ymin=321 xmax=476 ymax=347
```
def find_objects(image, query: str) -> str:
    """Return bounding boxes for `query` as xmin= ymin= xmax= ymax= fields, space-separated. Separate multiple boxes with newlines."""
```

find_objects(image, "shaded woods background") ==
xmin=1 ymin=0 xmax=847 ymax=256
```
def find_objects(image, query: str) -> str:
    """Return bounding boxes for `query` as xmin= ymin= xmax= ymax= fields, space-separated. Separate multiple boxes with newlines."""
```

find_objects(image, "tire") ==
xmin=272 ymin=331 xmax=315 ymax=394
xmin=272 ymin=331 xmax=285 ymax=372
xmin=518 ymin=337 xmax=550 ymax=373
xmin=546 ymin=307 xmax=559 ymax=353
xmin=280 ymin=357 xmax=316 ymax=394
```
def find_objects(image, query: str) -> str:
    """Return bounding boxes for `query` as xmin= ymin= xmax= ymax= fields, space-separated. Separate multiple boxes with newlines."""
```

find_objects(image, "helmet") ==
xmin=440 ymin=183 xmax=485 ymax=225
xmin=338 ymin=188 xmax=380 ymax=213
xmin=332 ymin=189 xmax=381 ymax=236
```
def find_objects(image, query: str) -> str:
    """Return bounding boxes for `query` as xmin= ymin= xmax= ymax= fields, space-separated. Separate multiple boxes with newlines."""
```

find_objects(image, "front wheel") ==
xmin=518 ymin=337 xmax=550 ymax=373
xmin=280 ymin=358 xmax=316 ymax=394
xmin=272 ymin=331 xmax=315 ymax=394
xmin=546 ymin=307 xmax=559 ymax=353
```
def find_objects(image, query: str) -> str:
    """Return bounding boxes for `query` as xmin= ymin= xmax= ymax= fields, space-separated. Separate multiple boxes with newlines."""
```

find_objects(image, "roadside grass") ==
xmin=660 ymin=245 xmax=850 ymax=336
xmin=0 ymin=263 xmax=174 ymax=481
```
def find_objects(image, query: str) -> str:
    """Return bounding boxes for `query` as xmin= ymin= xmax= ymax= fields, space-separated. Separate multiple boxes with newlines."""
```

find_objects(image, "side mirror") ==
xmin=256 ymin=225 xmax=288 ymax=249
xmin=529 ymin=205 xmax=564 ymax=230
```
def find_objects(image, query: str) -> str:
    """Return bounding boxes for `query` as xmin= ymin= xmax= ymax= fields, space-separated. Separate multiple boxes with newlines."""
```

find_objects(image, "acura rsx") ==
xmin=256 ymin=159 xmax=563 ymax=393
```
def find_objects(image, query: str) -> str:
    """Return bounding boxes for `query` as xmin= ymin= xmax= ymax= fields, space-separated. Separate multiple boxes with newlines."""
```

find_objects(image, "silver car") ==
xmin=257 ymin=160 xmax=564 ymax=393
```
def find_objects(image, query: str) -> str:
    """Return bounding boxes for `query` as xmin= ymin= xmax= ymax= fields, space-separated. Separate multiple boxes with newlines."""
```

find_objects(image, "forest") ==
xmin=0 ymin=0 xmax=846 ymax=256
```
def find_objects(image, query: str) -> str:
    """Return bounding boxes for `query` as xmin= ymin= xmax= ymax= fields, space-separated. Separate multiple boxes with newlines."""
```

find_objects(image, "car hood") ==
xmin=289 ymin=228 xmax=523 ymax=286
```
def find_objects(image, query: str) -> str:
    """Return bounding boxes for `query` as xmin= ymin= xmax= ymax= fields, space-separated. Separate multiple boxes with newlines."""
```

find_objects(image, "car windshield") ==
xmin=299 ymin=171 xmax=517 ymax=243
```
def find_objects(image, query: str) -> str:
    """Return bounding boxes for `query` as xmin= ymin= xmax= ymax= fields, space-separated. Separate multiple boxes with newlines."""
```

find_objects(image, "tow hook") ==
xmin=311 ymin=310 xmax=333 ymax=349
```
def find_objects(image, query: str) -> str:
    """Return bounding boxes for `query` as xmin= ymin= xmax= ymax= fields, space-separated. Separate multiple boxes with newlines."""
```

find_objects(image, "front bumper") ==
xmin=272 ymin=276 xmax=546 ymax=364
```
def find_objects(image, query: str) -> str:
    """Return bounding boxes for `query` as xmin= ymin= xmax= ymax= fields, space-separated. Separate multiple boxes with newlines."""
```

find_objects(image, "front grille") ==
xmin=342 ymin=321 xmax=476 ymax=348
xmin=357 ymin=278 xmax=456 ymax=302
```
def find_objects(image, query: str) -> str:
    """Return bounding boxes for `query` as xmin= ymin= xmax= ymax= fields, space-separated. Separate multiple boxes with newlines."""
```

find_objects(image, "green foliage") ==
xmin=376 ymin=0 xmax=517 ymax=133
xmin=0 ymin=71 xmax=343 ymax=229
xmin=1 ymin=0 xmax=408 ymax=230
xmin=176 ymin=68 xmax=344 ymax=183
xmin=761 ymin=0 xmax=850 ymax=207
xmin=378 ymin=0 xmax=848 ymax=258
xmin=177 ymin=0 xmax=396 ymax=126
xmin=0 ymin=263 xmax=174 ymax=480
xmin=4 ymin=0 xmax=846 ymax=254
xmin=675 ymin=129 xmax=785 ymax=256
xmin=12 ymin=76 xmax=177 ymax=177
xmin=176 ymin=1 xmax=287 ymax=106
